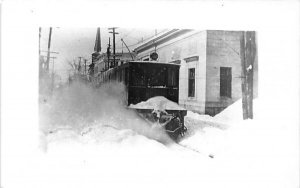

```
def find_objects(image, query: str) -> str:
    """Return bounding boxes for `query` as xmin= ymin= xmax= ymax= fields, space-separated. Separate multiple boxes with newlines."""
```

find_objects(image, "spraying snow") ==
xmin=39 ymin=81 xmax=173 ymax=149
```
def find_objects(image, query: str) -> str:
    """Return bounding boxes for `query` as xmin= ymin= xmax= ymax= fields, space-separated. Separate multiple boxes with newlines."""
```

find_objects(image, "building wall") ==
xmin=136 ymin=31 xmax=207 ymax=113
xmin=205 ymin=30 xmax=258 ymax=115
xmin=135 ymin=30 xmax=258 ymax=115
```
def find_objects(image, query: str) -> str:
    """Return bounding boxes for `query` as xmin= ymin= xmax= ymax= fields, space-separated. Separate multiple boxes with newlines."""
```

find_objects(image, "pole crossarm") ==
xmin=41 ymin=50 xmax=59 ymax=54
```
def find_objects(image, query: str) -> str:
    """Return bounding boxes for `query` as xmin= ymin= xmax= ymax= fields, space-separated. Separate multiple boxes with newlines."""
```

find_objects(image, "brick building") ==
xmin=134 ymin=29 xmax=258 ymax=115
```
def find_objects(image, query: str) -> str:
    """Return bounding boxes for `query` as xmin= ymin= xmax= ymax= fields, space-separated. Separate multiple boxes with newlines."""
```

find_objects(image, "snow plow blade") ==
xmin=133 ymin=108 xmax=187 ymax=141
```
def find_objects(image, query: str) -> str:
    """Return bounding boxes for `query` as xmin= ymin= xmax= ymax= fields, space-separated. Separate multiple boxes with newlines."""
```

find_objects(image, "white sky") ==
xmin=40 ymin=27 xmax=166 ymax=81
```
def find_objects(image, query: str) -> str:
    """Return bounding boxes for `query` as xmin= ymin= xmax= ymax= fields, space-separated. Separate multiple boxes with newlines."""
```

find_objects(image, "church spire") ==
xmin=94 ymin=27 xmax=101 ymax=52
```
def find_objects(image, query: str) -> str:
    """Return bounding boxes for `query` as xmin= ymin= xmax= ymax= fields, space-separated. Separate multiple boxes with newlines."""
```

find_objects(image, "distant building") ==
xmin=134 ymin=29 xmax=258 ymax=115
xmin=88 ymin=27 xmax=135 ymax=85
xmin=90 ymin=52 xmax=135 ymax=86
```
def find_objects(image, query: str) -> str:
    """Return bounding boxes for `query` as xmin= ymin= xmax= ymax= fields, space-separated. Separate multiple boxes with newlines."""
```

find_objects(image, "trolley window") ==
xmin=131 ymin=64 xmax=146 ymax=86
xmin=147 ymin=66 xmax=167 ymax=87
xmin=167 ymin=67 xmax=178 ymax=87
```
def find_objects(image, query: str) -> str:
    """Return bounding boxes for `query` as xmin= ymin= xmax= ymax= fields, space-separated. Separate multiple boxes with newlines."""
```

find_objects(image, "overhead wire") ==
xmin=114 ymin=29 xmax=168 ymax=50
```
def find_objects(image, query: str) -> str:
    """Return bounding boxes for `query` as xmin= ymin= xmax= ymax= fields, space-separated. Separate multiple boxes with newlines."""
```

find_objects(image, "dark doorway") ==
xmin=220 ymin=67 xmax=232 ymax=98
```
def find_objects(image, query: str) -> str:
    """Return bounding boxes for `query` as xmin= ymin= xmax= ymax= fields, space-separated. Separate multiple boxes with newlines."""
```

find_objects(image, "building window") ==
xmin=188 ymin=68 xmax=195 ymax=97
xmin=220 ymin=67 xmax=232 ymax=98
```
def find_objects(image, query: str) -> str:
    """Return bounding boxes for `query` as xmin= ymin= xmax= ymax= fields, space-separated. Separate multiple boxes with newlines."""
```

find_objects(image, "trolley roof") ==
xmin=125 ymin=61 xmax=181 ymax=66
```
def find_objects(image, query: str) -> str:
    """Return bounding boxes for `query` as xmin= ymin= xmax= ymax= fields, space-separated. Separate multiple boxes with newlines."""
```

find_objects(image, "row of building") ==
xmin=90 ymin=29 xmax=258 ymax=116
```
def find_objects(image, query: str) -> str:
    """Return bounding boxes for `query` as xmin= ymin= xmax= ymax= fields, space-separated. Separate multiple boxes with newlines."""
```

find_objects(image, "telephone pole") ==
xmin=39 ymin=27 xmax=42 ymax=76
xmin=107 ymin=37 xmax=111 ymax=69
xmin=84 ymin=59 xmax=87 ymax=76
xmin=47 ymin=56 xmax=57 ymax=94
xmin=41 ymin=56 xmax=57 ymax=73
xmin=46 ymin=27 xmax=53 ymax=72
xmin=39 ymin=27 xmax=42 ymax=57
xmin=240 ymin=31 xmax=256 ymax=120
xmin=108 ymin=27 xmax=119 ymax=67
xmin=78 ymin=56 xmax=83 ymax=74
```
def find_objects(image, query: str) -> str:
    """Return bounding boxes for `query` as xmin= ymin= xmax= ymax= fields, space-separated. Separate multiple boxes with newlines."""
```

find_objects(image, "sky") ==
xmin=40 ymin=27 xmax=166 ymax=81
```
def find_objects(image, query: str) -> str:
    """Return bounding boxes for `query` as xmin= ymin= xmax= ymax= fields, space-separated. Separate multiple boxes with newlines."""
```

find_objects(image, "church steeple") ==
xmin=94 ymin=27 xmax=101 ymax=53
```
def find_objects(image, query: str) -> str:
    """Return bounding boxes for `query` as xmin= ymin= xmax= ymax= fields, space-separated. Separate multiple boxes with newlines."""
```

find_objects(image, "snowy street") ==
xmin=34 ymin=82 xmax=299 ymax=188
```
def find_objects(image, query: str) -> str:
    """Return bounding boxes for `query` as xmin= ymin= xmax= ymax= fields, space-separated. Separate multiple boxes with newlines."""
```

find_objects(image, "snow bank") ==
xmin=129 ymin=96 xmax=185 ymax=111
xmin=180 ymin=98 xmax=263 ymax=157
xmin=180 ymin=97 xmax=299 ymax=188
xmin=186 ymin=110 xmax=228 ymax=128
xmin=214 ymin=99 xmax=244 ymax=122
xmin=214 ymin=98 xmax=260 ymax=123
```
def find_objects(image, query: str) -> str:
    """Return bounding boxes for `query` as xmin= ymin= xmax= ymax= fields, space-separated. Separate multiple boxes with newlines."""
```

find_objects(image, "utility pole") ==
xmin=78 ymin=56 xmax=83 ymax=74
xmin=108 ymin=27 xmax=119 ymax=67
xmin=107 ymin=37 xmax=111 ymax=69
xmin=41 ymin=51 xmax=59 ymax=72
xmin=46 ymin=27 xmax=53 ymax=72
xmin=39 ymin=27 xmax=42 ymax=77
xmin=240 ymin=31 xmax=256 ymax=119
xmin=40 ymin=55 xmax=57 ymax=65
xmin=39 ymin=27 xmax=42 ymax=57
xmin=49 ymin=56 xmax=57 ymax=94
xmin=51 ymin=57 xmax=56 ymax=72
xmin=84 ymin=59 xmax=87 ymax=76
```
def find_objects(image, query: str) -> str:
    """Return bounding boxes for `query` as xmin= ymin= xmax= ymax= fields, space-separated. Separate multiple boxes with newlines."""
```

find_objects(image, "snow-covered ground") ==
xmin=180 ymin=99 xmax=299 ymax=188
xmin=31 ymin=81 xmax=300 ymax=188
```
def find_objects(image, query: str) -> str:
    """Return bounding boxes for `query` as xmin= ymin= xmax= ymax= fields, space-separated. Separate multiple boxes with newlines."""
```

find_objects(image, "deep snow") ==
xmin=35 ymin=82 xmax=298 ymax=188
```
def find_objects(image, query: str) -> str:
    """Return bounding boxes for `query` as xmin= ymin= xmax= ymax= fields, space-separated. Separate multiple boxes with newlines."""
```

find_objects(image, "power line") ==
xmin=121 ymin=38 xmax=134 ymax=60
xmin=120 ymin=29 xmax=135 ymax=39
xmin=114 ymin=29 xmax=168 ymax=50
